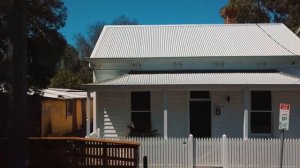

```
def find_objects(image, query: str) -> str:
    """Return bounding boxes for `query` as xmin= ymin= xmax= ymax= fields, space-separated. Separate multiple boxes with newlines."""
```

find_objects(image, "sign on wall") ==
xmin=279 ymin=103 xmax=290 ymax=130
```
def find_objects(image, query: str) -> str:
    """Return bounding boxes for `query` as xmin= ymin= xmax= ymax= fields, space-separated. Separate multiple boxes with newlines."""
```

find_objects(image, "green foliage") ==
xmin=51 ymin=15 xmax=138 ymax=89
xmin=262 ymin=0 xmax=300 ymax=32
xmin=28 ymin=30 xmax=66 ymax=89
xmin=221 ymin=0 xmax=269 ymax=23
xmin=50 ymin=45 xmax=92 ymax=89
xmin=221 ymin=0 xmax=300 ymax=35
xmin=0 ymin=0 xmax=67 ymax=89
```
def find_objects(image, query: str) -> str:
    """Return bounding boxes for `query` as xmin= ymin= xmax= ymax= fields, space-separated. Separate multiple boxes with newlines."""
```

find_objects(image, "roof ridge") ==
xmin=103 ymin=23 xmax=283 ymax=28
xmin=129 ymin=70 xmax=278 ymax=74
xmin=256 ymin=24 xmax=297 ymax=56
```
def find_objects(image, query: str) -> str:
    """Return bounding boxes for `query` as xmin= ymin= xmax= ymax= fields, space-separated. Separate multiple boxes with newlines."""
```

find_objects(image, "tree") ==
xmin=220 ymin=0 xmax=270 ymax=23
xmin=49 ymin=45 xmax=92 ymax=89
xmin=0 ymin=0 xmax=67 ymax=89
xmin=50 ymin=16 xmax=138 ymax=89
xmin=221 ymin=0 xmax=300 ymax=34
xmin=75 ymin=15 xmax=138 ymax=59
xmin=4 ymin=0 xmax=28 ymax=167
xmin=262 ymin=0 xmax=300 ymax=32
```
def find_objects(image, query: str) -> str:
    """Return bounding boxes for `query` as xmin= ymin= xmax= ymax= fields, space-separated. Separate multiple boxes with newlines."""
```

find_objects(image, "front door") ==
xmin=190 ymin=91 xmax=211 ymax=138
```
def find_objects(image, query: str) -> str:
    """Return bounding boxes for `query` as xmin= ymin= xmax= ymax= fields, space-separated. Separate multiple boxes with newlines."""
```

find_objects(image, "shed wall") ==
xmin=41 ymin=100 xmax=72 ymax=136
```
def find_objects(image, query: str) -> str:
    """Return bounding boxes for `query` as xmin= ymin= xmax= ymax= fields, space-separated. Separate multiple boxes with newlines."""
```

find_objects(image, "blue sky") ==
xmin=61 ymin=0 xmax=228 ymax=45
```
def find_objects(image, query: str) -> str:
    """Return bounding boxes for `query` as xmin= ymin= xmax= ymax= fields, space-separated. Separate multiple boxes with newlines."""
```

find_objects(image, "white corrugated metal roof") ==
xmin=84 ymin=72 xmax=300 ymax=86
xmin=41 ymin=88 xmax=88 ymax=99
xmin=90 ymin=23 xmax=300 ymax=58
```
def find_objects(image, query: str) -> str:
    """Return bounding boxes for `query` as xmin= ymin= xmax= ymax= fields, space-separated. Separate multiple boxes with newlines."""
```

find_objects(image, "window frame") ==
xmin=131 ymin=92 xmax=151 ymax=133
xmin=250 ymin=91 xmax=272 ymax=136
xmin=66 ymin=99 xmax=76 ymax=117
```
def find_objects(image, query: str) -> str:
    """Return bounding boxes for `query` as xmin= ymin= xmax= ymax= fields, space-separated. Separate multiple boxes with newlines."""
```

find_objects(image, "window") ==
xmin=190 ymin=91 xmax=210 ymax=99
xmin=251 ymin=91 xmax=272 ymax=133
xmin=131 ymin=92 xmax=151 ymax=133
xmin=66 ymin=99 xmax=76 ymax=116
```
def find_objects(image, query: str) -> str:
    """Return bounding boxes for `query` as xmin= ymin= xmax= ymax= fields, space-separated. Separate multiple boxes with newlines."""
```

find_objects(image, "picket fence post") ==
xmin=222 ymin=134 xmax=228 ymax=168
xmin=188 ymin=134 xmax=194 ymax=168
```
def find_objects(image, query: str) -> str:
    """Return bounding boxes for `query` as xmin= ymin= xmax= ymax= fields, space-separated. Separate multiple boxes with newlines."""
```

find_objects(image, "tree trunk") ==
xmin=6 ymin=0 xmax=28 ymax=167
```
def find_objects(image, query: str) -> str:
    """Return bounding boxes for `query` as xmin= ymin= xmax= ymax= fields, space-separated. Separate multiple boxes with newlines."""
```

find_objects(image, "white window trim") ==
xmin=250 ymin=91 xmax=273 ymax=136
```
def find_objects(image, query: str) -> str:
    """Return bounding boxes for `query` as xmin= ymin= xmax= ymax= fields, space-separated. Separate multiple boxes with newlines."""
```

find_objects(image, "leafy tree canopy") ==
xmin=221 ymin=0 xmax=269 ymax=23
xmin=49 ymin=45 xmax=92 ymax=89
xmin=0 ymin=0 xmax=67 ymax=89
xmin=50 ymin=15 xmax=138 ymax=89
xmin=263 ymin=0 xmax=300 ymax=32
xmin=221 ymin=0 xmax=300 ymax=33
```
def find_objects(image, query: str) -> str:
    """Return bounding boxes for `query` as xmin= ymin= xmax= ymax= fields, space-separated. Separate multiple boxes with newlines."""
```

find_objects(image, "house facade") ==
xmin=83 ymin=24 xmax=300 ymax=139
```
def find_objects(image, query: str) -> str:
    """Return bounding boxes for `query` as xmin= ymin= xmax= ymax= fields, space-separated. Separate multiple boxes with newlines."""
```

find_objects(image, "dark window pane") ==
xmin=251 ymin=112 xmax=271 ymax=133
xmin=66 ymin=99 xmax=75 ymax=116
xmin=251 ymin=91 xmax=271 ymax=111
xmin=131 ymin=92 xmax=150 ymax=111
xmin=190 ymin=91 xmax=210 ymax=99
xmin=131 ymin=112 xmax=151 ymax=132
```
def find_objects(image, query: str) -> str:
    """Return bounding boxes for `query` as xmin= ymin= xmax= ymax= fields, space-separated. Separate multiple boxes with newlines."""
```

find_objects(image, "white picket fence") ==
xmin=114 ymin=136 xmax=192 ymax=168
xmin=105 ymin=135 xmax=300 ymax=168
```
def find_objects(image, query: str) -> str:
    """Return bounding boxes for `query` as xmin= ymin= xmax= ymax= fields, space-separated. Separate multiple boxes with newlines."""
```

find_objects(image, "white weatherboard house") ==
xmin=83 ymin=23 xmax=300 ymax=139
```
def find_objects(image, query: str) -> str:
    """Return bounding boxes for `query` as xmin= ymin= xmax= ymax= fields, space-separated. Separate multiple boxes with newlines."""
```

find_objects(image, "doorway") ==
xmin=189 ymin=91 xmax=211 ymax=138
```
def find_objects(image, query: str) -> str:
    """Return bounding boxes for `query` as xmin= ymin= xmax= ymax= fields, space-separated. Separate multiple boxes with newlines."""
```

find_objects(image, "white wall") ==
xmin=150 ymin=91 xmax=164 ymax=136
xmin=95 ymin=90 xmax=300 ymax=138
xmin=97 ymin=92 xmax=131 ymax=137
xmin=211 ymin=91 xmax=244 ymax=138
xmin=96 ymin=91 xmax=189 ymax=138
xmin=168 ymin=91 xmax=188 ymax=137
xmin=272 ymin=91 xmax=300 ymax=138
xmin=94 ymin=70 xmax=128 ymax=82
xmin=92 ymin=57 xmax=300 ymax=83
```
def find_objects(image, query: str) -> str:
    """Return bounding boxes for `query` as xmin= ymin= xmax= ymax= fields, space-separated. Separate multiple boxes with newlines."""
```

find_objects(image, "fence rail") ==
xmin=109 ymin=135 xmax=300 ymax=168
xmin=1 ymin=137 xmax=140 ymax=168
xmin=225 ymin=138 xmax=300 ymax=168
xmin=195 ymin=136 xmax=300 ymax=168
xmin=3 ymin=135 xmax=300 ymax=168
xmin=120 ymin=137 xmax=192 ymax=168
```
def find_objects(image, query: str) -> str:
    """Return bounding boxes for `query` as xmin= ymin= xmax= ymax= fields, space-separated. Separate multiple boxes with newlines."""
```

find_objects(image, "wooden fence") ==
xmin=0 ymin=137 xmax=140 ymax=168
xmin=3 ymin=135 xmax=300 ymax=167
xmin=110 ymin=135 xmax=300 ymax=168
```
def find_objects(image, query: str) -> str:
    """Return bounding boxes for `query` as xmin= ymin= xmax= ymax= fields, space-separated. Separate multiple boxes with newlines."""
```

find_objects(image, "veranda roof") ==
xmin=82 ymin=71 xmax=300 ymax=89
xmin=90 ymin=23 xmax=300 ymax=58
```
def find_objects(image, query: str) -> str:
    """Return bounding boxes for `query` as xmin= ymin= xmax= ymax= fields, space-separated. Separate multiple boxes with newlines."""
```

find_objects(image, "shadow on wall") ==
xmin=103 ymin=108 xmax=118 ymax=138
